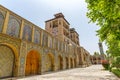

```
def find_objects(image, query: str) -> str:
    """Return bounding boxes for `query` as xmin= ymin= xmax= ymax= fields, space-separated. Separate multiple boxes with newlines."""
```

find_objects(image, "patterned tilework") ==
xmin=22 ymin=24 xmax=32 ymax=42
xmin=0 ymin=45 xmax=14 ymax=78
xmin=7 ymin=15 xmax=20 ymax=38
xmin=0 ymin=12 xmax=4 ymax=32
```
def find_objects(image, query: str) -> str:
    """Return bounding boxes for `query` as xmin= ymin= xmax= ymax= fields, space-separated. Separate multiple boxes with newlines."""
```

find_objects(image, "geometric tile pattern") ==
xmin=0 ymin=45 xmax=14 ymax=78
xmin=45 ymin=54 xmax=52 ymax=72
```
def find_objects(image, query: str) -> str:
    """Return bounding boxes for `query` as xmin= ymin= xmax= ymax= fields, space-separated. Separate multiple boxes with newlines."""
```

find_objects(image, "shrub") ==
xmin=111 ymin=56 xmax=120 ymax=69
xmin=112 ymin=69 xmax=120 ymax=78
xmin=115 ymin=56 xmax=120 ymax=68
xmin=101 ymin=60 xmax=109 ymax=70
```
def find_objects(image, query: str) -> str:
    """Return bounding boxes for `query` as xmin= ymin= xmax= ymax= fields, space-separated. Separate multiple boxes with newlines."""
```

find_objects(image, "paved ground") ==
xmin=17 ymin=65 xmax=119 ymax=80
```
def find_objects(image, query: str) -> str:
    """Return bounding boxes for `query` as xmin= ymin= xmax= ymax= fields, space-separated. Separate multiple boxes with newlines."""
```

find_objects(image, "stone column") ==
xmin=20 ymin=20 xmax=24 ymax=39
xmin=18 ymin=41 xmax=27 ymax=76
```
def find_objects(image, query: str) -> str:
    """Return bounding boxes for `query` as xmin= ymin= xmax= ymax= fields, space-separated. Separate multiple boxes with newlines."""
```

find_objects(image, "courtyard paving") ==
xmin=17 ymin=65 xmax=119 ymax=80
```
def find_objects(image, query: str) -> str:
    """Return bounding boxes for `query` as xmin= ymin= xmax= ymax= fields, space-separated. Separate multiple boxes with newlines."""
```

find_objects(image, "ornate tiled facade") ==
xmin=0 ymin=5 xmax=91 ymax=79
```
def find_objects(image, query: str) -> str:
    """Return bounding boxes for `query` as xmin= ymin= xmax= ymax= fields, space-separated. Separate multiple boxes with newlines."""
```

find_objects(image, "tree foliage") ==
xmin=85 ymin=0 xmax=120 ymax=57
xmin=112 ymin=56 xmax=120 ymax=69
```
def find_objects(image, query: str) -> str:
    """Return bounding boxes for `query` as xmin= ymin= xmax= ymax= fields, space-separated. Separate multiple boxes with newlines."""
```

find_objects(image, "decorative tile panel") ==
xmin=22 ymin=24 xmax=32 ymax=42
xmin=0 ymin=12 xmax=4 ymax=32
xmin=34 ymin=29 xmax=40 ymax=44
xmin=7 ymin=15 xmax=21 ymax=38
xmin=0 ymin=45 xmax=14 ymax=78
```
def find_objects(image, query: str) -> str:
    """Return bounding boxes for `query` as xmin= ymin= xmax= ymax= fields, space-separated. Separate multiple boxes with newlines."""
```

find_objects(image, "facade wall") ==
xmin=0 ymin=34 xmax=20 ymax=78
xmin=79 ymin=47 xmax=91 ymax=67
xmin=90 ymin=56 xmax=102 ymax=64
xmin=70 ymin=28 xmax=80 ymax=45
xmin=0 ymin=5 xmax=91 ymax=79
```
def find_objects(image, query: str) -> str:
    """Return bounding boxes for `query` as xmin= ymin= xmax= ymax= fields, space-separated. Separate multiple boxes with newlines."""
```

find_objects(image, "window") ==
xmin=50 ymin=23 xmax=52 ymax=28
xmin=59 ymin=20 xmax=61 ymax=25
xmin=53 ymin=20 xmax=58 ymax=28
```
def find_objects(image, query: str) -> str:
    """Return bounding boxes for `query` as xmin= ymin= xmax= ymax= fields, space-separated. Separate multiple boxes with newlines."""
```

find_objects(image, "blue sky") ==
xmin=0 ymin=0 xmax=107 ymax=54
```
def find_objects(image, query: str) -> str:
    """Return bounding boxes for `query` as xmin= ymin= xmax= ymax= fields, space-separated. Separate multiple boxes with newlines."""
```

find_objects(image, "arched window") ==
xmin=7 ymin=15 xmax=20 ymax=38
xmin=0 ymin=12 xmax=4 ymax=32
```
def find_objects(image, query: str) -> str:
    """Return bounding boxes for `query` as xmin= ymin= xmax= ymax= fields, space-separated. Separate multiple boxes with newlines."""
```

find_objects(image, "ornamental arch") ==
xmin=45 ymin=53 xmax=55 ymax=72
xmin=25 ymin=50 xmax=41 ymax=76
xmin=65 ymin=57 xmax=69 ymax=69
xmin=7 ymin=15 xmax=20 ymax=38
xmin=74 ymin=58 xmax=77 ymax=67
xmin=74 ymin=53 xmax=78 ymax=67
xmin=58 ymin=55 xmax=63 ymax=70
xmin=70 ymin=58 xmax=73 ymax=68
xmin=0 ymin=43 xmax=19 ymax=79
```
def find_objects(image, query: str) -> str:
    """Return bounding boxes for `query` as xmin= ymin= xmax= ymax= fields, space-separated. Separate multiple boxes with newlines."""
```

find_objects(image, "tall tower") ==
xmin=45 ymin=13 xmax=79 ymax=46
xmin=45 ymin=13 xmax=70 ymax=44
xmin=98 ymin=40 xmax=105 ymax=60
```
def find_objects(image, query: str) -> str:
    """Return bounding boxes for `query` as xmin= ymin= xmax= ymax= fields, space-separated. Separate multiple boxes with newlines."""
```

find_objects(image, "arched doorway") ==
xmin=45 ymin=53 xmax=54 ymax=72
xmin=25 ymin=50 xmax=40 ymax=76
xmin=79 ymin=54 xmax=82 ymax=65
xmin=58 ymin=55 xmax=63 ymax=70
xmin=70 ymin=58 xmax=73 ymax=68
xmin=65 ymin=57 xmax=69 ymax=69
xmin=98 ymin=57 xmax=101 ymax=64
xmin=74 ymin=58 xmax=77 ymax=67
xmin=0 ymin=45 xmax=15 ymax=78
xmin=93 ymin=57 xmax=97 ymax=64
xmin=90 ymin=57 xmax=93 ymax=64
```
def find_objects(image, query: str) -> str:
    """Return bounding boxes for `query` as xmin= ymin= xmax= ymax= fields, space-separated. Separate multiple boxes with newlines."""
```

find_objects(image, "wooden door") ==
xmin=25 ymin=51 xmax=39 ymax=76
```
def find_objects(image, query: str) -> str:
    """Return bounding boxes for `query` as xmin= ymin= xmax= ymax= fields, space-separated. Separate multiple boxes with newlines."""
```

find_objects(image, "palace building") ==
xmin=0 ymin=5 xmax=91 ymax=79
xmin=45 ymin=13 xmax=79 ymax=46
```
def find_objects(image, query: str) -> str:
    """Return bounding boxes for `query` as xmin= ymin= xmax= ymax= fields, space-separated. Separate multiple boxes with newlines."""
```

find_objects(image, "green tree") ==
xmin=112 ymin=56 xmax=120 ymax=69
xmin=85 ymin=0 xmax=120 ymax=57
